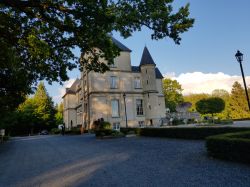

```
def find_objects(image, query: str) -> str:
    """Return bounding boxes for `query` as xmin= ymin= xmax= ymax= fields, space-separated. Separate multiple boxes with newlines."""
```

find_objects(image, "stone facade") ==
xmin=63 ymin=39 xmax=166 ymax=130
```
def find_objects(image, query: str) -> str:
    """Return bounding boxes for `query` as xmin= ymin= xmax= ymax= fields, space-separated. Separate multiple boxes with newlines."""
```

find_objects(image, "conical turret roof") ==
xmin=139 ymin=47 xmax=156 ymax=66
xmin=111 ymin=37 xmax=132 ymax=52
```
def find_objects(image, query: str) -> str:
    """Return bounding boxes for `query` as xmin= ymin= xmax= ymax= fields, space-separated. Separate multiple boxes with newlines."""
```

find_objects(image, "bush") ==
xmin=1 ymin=135 xmax=10 ymax=142
xmin=50 ymin=128 xmax=61 ymax=134
xmin=121 ymin=127 xmax=250 ymax=140
xmin=65 ymin=127 xmax=81 ymax=135
xmin=101 ymin=122 xmax=111 ymax=130
xmin=213 ymin=119 xmax=233 ymax=124
xmin=206 ymin=131 xmax=250 ymax=163
xmin=172 ymin=118 xmax=184 ymax=125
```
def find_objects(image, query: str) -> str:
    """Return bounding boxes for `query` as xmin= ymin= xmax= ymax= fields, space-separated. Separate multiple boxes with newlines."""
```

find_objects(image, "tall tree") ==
xmin=162 ymin=78 xmax=184 ymax=112
xmin=0 ymin=1 xmax=194 ymax=113
xmin=229 ymin=81 xmax=250 ymax=119
xmin=0 ymin=40 xmax=33 ymax=120
xmin=33 ymin=82 xmax=56 ymax=127
xmin=55 ymin=102 xmax=64 ymax=125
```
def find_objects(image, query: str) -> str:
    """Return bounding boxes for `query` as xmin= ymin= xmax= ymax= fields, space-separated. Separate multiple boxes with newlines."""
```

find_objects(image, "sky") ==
xmin=46 ymin=0 xmax=250 ymax=104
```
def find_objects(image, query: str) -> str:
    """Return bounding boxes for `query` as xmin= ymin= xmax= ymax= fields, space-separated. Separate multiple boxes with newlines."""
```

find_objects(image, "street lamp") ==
xmin=123 ymin=93 xmax=128 ymax=128
xmin=235 ymin=50 xmax=250 ymax=110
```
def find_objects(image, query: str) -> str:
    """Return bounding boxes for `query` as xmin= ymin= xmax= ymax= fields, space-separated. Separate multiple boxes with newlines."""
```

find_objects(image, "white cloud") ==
xmin=164 ymin=72 xmax=250 ymax=95
xmin=52 ymin=79 xmax=76 ymax=104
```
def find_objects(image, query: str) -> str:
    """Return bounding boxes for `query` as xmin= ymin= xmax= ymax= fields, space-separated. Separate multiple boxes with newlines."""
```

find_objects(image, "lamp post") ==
xmin=123 ymin=93 xmax=128 ymax=128
xmin=235 ymin=50 xmax=250 ymax=110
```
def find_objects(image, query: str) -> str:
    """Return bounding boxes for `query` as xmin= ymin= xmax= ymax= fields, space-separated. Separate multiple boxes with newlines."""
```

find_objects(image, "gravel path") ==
xmin=0 ymin=135 xmax=250 ymax=187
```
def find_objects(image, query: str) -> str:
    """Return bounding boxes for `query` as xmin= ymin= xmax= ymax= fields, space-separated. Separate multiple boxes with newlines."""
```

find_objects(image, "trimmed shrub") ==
xmin=95 ymin=129 xmax=125 ymax=138
xmin=121 ymin=127 xmax=250 ymax=140
xmin=50 ymin=128 xmax=61 ymax=134
xmin=206 ymin=131 xmax=250 ymax=163
xmin=65 ymin=127 xmax=81 ymax=135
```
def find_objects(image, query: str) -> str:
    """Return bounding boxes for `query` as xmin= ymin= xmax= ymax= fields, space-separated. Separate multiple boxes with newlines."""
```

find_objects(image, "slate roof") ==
xmin=69 ymin=78 xmax=80 ymax=92
xmin=155 ymin=67 xmax=164 ymax=79
xmin=111 ymin=37 xmax=132 ymax=52
xmin=131 ymin=66 xmax=164 ymax=79
xmin=62 ymin=79 xmax=80 ymax=98
xmin=139 ymin=46 xmax=156 ymax=66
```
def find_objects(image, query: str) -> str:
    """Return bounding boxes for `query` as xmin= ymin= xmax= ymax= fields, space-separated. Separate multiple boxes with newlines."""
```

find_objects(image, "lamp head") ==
xmin=235 ymin=50 xmax=243 ymax=63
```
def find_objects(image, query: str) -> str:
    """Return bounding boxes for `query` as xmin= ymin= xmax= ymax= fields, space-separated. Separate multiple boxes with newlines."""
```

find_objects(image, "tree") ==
xmin=1 ymin=1 xmax=194 ymax=117
xmin=0 ymin=1 xmax=194 ymax=104
xmin=196 ymin=97 xmax=225 ymax=121
xmin=212 ymin=89 xmax=230 ymax=119
xmin=163 ymin=78 xmax=184 ymax=112
xmin=33 ymin=82 xmax=56 ymax=127
xmin=0 ymin=40 xmax=33 ymax=119
xmin=16 ymin=82 xmax=56 ymax=134
xmin=229 ymin=81 xmax=250 ymax=119
xmin=55 ymin=102 xmax=64 ymax=125
xmin=184 ymin=93 xmax=210 ymax=112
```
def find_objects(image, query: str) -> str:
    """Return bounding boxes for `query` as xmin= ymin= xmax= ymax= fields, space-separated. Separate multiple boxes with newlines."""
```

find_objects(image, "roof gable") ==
xmin=139 ymin=47 xmax=156 ymax=66
xmin=111 ymin=37 xmax=132 ymax=52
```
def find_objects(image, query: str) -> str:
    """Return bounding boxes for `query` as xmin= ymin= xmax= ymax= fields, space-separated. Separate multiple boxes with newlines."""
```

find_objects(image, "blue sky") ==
xmin=46 ymin=0 xmax=250 ymax=104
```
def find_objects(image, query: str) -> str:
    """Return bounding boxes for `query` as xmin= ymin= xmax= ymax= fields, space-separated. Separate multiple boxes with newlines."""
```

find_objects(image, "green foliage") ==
xmin=196 ymin=97 xmax=225 ymax=116
xmin=0 ymin=40 xmax=33 ymax=120
xmin=162 ymin=78 xmax=184 ymax=112
xmin=101 ymin=122 xmax=112 ymax=130
xmin=211 ymin=89 xmax=231 ymax=119
xmin=229 ymin=81 xmax=250 ymax=119
xmin=1 ymin=0 xmax=194 ymax=79
xmin=184 ymin=93 xmax=210 ymax=112
xmin=1 ymin=1 xmax=194 ymax=121
xmin=65 ymin=127 xmax=81 ymax=135
xmin=50 ymin=128 xmax=61 ymax=135
xmin=121 ymin=127 xmax=250 ymax=140
xmin=172 ymin=118 xmax=185 ymax=126
xmin=206 ymin=131 xmax=250 ymax=163
xmin=55 ymin=103 xmax=64 ymax=125
xmin=4 ymin=82 xmax=56 ymax=136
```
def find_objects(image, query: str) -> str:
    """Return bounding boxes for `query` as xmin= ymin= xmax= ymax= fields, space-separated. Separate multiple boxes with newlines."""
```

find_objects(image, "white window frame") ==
xmin=134 ymin=77 xmax=141 ymax=89
xmin=110 ymin=76 xmax=118 ymax=89
xmin=113 ymin=122 xmax=120 ymax=131
xmin=111 ymin=100 xmax=119 ymax=117
xmin=136 ymin=99 xmax=143 ymax=116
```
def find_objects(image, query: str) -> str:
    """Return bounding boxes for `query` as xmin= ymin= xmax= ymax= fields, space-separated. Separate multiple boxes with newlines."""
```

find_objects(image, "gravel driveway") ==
xmin=0 ymin=135 xmax=250 ymax=187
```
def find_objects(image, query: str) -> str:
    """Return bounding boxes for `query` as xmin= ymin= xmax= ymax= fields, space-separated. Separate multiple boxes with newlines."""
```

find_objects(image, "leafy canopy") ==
xmin=195 ymin=97 xmax=225 ymax=116
xmin=1 ymin=0 xmax=194 ymax=81
xmin=229 ymin=81 xmax=250 ymax=119
xmin=0 ymin=0 xmax=194 ymax=114
xmin=162 ymin=78 xmax=183 ymax=112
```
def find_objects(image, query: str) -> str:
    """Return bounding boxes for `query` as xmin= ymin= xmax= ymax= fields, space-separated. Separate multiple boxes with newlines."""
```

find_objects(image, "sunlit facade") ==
xmin=63 ymin=38 xmax=165 ymax=130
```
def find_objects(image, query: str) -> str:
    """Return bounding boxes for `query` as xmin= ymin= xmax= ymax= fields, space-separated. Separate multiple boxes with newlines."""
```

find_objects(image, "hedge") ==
xmin=206 ymin=131 xmax=250 ymax=163
xmin=120 ymin=127 xmax=250 ymax=140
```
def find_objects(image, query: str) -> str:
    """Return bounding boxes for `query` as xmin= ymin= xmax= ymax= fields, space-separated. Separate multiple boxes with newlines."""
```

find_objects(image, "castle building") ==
xmin=62 ymin=38 xmax=166 ymax=130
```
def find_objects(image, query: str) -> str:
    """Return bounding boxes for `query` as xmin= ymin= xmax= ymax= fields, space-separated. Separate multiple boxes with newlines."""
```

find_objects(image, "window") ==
xmin=136 ymin=99 xmax=143 ymax=115
xmin=138 ymin=121 xmax=144 ymax=128
xmin=134 ymin=77 xmax=141 ymax=89
xmin=110 ymin=76 xmax=118 ymax=89
xmin=146 ymin=80 xmax=148 ymax=85
xmin=111 ymin=100 xmax=119 ymax=117
xmin=113 ymin=122 xmax=120 ymax=131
